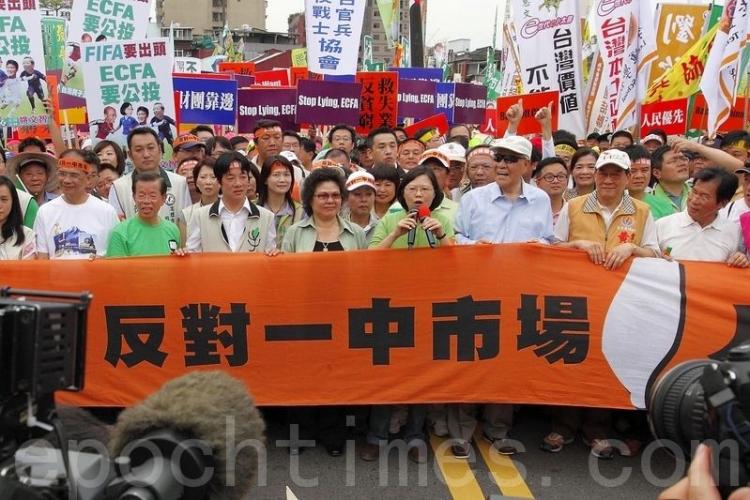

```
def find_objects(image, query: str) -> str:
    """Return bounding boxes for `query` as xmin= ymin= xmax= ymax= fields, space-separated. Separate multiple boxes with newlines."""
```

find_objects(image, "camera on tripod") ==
xmin=649 ymin=342 xmax=750 ymax=496
xmin=0 ymin=287 xmax=218 ymax=500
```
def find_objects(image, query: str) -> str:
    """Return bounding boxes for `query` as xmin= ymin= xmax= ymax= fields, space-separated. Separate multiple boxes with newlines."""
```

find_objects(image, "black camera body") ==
xmin=649 ymin=342 xmax=750 ymax=495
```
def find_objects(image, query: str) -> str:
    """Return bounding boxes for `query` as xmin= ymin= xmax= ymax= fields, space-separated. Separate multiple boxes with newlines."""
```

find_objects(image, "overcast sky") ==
xmin=267 ymin=0 xmax=499 ymax=50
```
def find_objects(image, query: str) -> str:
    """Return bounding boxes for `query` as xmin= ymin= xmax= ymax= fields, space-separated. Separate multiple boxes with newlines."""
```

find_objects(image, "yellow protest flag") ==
xmin=646 ymin=23 xmax=719 ymax=103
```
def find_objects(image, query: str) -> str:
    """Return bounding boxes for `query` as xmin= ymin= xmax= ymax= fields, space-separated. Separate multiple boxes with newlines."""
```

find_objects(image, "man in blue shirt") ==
xmin=455 ymin=136 xmax=554 ymax=245
xmin=448 ymin=135 xmax=554 ymax=459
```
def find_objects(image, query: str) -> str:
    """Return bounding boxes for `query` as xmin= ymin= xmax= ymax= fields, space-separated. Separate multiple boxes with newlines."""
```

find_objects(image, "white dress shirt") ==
xmin=656 ymin=211 xmax=741 ymax=262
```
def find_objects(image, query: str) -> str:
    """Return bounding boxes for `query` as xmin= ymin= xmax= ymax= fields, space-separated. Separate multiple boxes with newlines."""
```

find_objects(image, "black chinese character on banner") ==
xmin=517 ymin=295 xmax=590 ymax=364
xmin=349 ymin=298 xmax=415 ymax=365
xmin=433 ymin=296 xmax=500 ymax=361
xmin=181 ymin=303 xmax=250 ymax=367
xmin=105 ymin=305 xmax=167 ymax=367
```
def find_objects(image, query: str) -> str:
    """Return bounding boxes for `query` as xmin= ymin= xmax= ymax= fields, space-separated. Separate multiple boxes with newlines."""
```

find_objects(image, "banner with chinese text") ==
xmin=62 ymin=0 xmax=151 ymax=115
xmin=174 ymin=57 xmax=201 ymax=74
xmin=496 ymin=90 xmax=559 ymax=136
xmin=650 ymin=4 xmax=710 ymax=87
xmin=640 ymin=98 xmax=689 ymax=137
xmin=2 ymin=245 xmax=747 ymax=409
xmin=512 ymin=0 xmax=585 ymax=137
xmin=0 ymin=1 xmax=48 ymax=127
xmin=305 ymin=0 xmax=366 ymax=75
xmin=355 ymin=71 xmax=398 ymax=133
xmin=174 ymin=77 xmax=237 ymax=126
xmin=81 ymin=38 xmax=174 ymax=146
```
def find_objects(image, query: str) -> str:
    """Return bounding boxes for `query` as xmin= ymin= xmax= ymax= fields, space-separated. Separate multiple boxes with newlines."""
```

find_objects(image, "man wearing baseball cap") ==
xmin=451 ymin=135 xmax=554 ymax=458
xmin=437 ymin=141 xmax=466 ymax=193
xmin=172 ymin=133 xmax=206 ymax=167
xmin=554 ymin=149 xmax=659 ymax=268
xmin=343 ymin=170 xmax=378 ymax=242
xmin=34 ymin=151 xmax=119 ymax=259
xmin=641 ymin=134 xmax=664 ymax=155
xmin=6 ymin=151 xmax=58 ymax=207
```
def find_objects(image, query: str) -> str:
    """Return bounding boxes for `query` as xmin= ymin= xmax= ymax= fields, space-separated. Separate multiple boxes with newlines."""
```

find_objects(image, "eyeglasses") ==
xmin=495 ymin=154 xmax=522 ymax=164
xmin=315 ymin=193 xmax=342 ymax=201
xmin=540 ymin=174 xmax=568 ymax=183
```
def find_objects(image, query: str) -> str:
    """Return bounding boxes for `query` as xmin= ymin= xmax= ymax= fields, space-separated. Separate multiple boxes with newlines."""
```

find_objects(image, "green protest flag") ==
xmin=42 ymin=17 xmax=66 ymax=72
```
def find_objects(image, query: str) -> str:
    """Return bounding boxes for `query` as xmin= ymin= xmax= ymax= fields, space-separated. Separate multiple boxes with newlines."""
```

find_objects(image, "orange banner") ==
xmin=650 ymin=4 xmax=710 ymax=87
xmin=1 ymin=245 xmax=747 ymax=409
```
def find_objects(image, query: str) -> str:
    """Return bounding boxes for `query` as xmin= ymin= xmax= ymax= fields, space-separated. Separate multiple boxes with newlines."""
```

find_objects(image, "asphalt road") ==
xmin=250 ymin=407 xmax=682 ymax=499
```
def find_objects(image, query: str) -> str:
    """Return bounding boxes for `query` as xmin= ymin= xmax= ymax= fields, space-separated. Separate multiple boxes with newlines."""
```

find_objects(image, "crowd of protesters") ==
xmin=1 ymin=97 xmax=749 ymax=463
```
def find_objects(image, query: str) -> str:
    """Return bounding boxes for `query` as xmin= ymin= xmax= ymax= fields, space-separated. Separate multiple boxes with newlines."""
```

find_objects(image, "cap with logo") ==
xmin=490 ymin=136 xmax=533 ymax=160
xmin=418 ymin=149 xmax=450 ymax=169
xmin=437 ymin=142 xmax=467 ymax=163
xmin=173 ymin=134 xmax=205 ymax=151
xmin=595 ymin=149 xmax=631 ymax=170
xmin=345 ymin=171 xmax=376 ymax=192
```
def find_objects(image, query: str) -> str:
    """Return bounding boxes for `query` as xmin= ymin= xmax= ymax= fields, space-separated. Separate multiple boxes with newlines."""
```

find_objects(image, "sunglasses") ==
xmin=494 ymin=154 xmax=522 ymax=164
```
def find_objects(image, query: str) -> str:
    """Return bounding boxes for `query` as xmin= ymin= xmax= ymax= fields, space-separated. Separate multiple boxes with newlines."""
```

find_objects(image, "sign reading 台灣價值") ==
xmin=81 ymin=38 xmax=174 ymax=145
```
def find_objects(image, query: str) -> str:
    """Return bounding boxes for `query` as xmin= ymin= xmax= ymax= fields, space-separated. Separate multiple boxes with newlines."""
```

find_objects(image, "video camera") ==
xmin=0 ymin=288 xmax=217 ymax=500
xmin=648 ymin=342 xmax=750 ymax=497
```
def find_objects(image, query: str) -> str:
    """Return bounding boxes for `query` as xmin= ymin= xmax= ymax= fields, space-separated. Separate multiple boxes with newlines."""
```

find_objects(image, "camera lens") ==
xmin=647 ymin=359 xmax=714 ymax=456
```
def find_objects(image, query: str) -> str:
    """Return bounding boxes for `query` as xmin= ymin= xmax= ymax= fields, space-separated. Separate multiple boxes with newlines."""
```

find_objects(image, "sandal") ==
xmin=540 ymin=432 xmax=574 ymax=453
xmin=586 ymin=438 xmax=615 ymax=460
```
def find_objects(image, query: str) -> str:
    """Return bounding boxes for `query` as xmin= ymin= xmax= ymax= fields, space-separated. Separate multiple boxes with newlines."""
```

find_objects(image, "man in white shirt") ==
xmin=187 ymin=152 xmax=278 ymax=255
xmin=109 ymin=127 xmax=191 ymax=226
xmin=720 ymin=165 xmax=750 ymax=223
xmin=35 ymin=153 xmax=119 ymax=259
xmin=657 ymin=167 xmax=749 ymax=267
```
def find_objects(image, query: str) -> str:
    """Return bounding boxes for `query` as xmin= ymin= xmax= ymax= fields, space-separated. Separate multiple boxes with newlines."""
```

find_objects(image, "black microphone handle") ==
xmin=407 ymin=227 xmax=416 ymax=249
xmin=424 ymin=227 xmax=437 ymax=248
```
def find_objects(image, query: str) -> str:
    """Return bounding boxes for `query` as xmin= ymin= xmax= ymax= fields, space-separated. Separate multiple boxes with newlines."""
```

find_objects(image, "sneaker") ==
xmin=588 ymin=439 xmax=615 ymax=460
xmin=359 ymin=442 xmax=379 ymax=462
xmin=483 ymin=433 xmax=518 ymax=455
xmin=451 ymin=441 xmax=470 ymax=459
xmin=540 ymin=432 xmax=574 ymax=453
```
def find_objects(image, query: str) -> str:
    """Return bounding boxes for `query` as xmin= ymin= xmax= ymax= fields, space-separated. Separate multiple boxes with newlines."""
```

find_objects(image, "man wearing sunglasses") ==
xmin=450 ymin=135 xmax=554 ymax=458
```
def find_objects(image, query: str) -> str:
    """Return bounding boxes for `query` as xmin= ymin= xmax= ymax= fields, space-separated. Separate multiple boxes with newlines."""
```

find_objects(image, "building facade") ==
xmin=156 ymin=0 xmax=266 ymax=37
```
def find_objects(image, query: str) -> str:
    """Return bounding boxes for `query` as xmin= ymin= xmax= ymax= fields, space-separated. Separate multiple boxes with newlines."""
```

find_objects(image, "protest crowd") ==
xmin=3 ymin=3 xmax=750 ymax=498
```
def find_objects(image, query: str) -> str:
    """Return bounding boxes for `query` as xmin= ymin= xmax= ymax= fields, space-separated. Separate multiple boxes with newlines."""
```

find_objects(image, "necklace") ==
xmin=321 ymin=241 xmax=330 ymax=252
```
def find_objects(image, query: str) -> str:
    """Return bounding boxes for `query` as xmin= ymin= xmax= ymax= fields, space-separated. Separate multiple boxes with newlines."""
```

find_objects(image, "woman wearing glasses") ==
xmin=258 ymin=155 xmax=304 ymax=249
xmin=534 ymin=157 xmax=570 ymax=227
xmin=281 ymin=168 xmax=366 ymax=456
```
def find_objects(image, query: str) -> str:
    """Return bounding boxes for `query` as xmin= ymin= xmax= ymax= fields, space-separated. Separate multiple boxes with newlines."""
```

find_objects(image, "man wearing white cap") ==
xmin=449 ymin=135 xmax=553 ymax=458
xmin=641 ymin=133 xmax=664 ymax=155
xmin=554 ymin=149 xmax=659 ymax=269
xmin=437 ymin=142 xmax=466 ymax=193
xmin=343 ymin=170 xmax=378 ymax=243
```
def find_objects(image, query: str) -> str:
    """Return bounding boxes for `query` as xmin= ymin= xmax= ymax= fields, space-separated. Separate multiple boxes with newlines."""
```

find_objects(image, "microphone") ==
xmin=417 ymin=205 xmax=437 ymax=248
xmin=406 ymin=207 xmax=418 ymax=248
xmin=107 ymin=371 xmax=265 ymax=500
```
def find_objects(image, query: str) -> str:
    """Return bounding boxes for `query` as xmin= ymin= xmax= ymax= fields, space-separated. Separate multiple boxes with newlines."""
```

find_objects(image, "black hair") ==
xmin=412 ymin=127 xmax=435 ymax=141
xmin=448 ymin=123 xmax=470 ymax=137
xmin=127 ymin=127 xmax=161 ymax=152
xmin=324 ymin=148 xmax=349 ymax=163
xmin=301 ymin=167 xmax=347 ymax=216
xmin=6 ymin=59 xmax=17 ymax=70
xmin=586 ymin=132 xmax=600 ymax=141
xmin=611 ymin=130 xmax=634 ymax=145
xmin=213 ymin=151 xmax=253 ymax=184
xmin=206 ymin=136 xmax=232 ymax=155
xmin=82 ymin=149 xmax=101 ymax=172
xmin=252 ymin=119 xmax=282 ymax=135
xmin=328 ymin=124 xmax=356 ymax=144
xmin=283 ymin=130 xmax=302 ymax=145
xmin=553 ymin=129 xmax=578 ymax=146
xmin=190 ymin=125 xmax=214 ymax=137
xmin=598 ymin=133 xmax=611 ymax=143
xmin=370 ymin=163 xmax=401 ymax=187
xmin=192 ymin=157 xmax=216 ymax=195
xmin=397 ymin=165 xmax=444 ymax=211
xmin=693 ymin=167 xmax=739 ymax=205
xmin=95 ymin=34 xmax=106 ymax=42
xmin=97 ymin=162 xmax=119 ymax=176
xmin=132 ymin=170 xmax=167 ymax=196
xmin=533 ymin=156 xmax=568 ymax=178
xmin=531 ymin=145 xmax=542 ymax=164
xmin=300 ymin=137 xmax=316 ymax=154
xmin=257 ymin=155 xmax=295 ymax=209
xmin=0 ymin=176 xmax=25 ymax=246
xmin=625 ymin=144 xmax=650 ymax=163
xmin=646 ymin=129 xmax=668 ymax=145
xmin=651 ymin=145 xmax=672 ymax=171
xmin=366 ymin=127 xmax=398 ymax=147
xmin=720 ymin=130 xmax=750 ymax=149
xmin=555 ymin=138 xmax=578 ymax=150
xmin=119 ymin=102 xmax=132 ymax=115
xmin=136 ymin=106 xmax=149 ymax=117
xmin=93 ymin=140 xmax=126 ymax=175
xmin=0 ymin=144 xmax=6 ymax=163
xmin=229 ymin=136 xmax=250 ymax=148
xmin=394 ymin=126 xmax=407 ymax=139
xmin=570 ymin=147 xmax=599 ymax=170
xmin=18 ymin=137 xmax=46 ymax=153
